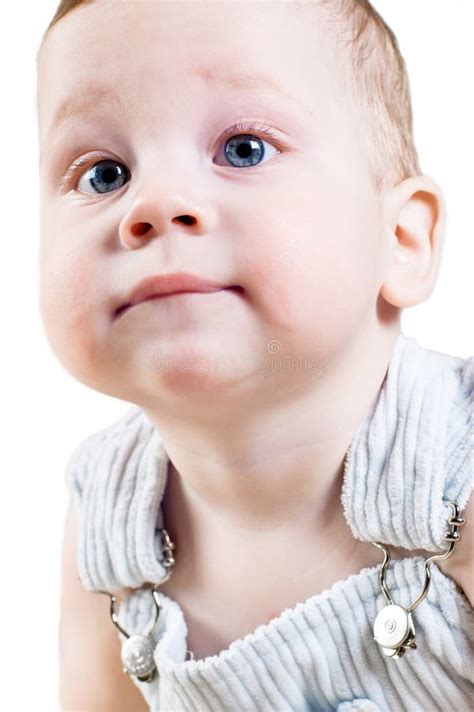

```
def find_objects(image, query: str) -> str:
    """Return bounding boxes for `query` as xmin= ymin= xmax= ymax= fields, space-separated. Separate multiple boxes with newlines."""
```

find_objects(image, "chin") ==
xmin=143 ymin=351 xmax=242 ymax=399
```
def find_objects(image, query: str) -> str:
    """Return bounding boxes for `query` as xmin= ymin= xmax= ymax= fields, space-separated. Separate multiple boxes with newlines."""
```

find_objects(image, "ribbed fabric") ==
xmin=65 ymin=408 xmax=169 ymax=591
xmin=116 ymin=558 xmax=473 ymax=711
xmin=65 ymin=332 xmax=474 ymax=711
xmin=341 ymin=335 xmax=473 ymax=552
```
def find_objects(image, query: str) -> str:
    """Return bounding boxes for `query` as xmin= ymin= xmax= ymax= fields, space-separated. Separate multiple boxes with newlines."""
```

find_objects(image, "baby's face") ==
xmin=38 ymin=1 xmax=385 ymax=406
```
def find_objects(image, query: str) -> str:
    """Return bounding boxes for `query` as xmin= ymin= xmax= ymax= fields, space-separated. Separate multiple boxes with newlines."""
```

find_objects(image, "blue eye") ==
xmin=77 ymin=159 xmax=130 ymax=195
xmin=218 ymin=123 xmax=281 ymax=168
xmin=221 ymin=134 xmax=274 ymax=167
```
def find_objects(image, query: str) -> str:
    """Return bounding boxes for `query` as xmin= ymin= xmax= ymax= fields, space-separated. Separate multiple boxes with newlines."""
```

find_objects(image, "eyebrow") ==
xmin=46 ymin=68 xmax=313 ymax=141
xmin=198 ymin=66 xmax=291 ymax=96
xmin=46 ymin=86 xmax=128 ymax=140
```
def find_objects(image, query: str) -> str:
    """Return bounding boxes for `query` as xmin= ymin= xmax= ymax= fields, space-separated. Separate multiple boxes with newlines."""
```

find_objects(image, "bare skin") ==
xmin=37 ymin=1 xmax=452 ymax=660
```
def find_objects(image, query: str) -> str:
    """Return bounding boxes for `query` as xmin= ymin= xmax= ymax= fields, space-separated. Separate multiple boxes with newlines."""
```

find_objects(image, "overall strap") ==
xmin=65 ymin=404 xmax=170 ymax=592
xmin=341 ymin=333 xmax=473 ymax=552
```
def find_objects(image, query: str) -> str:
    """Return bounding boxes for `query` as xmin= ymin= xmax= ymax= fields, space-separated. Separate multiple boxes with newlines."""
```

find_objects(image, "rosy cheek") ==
xmin=39 ymin=250 xmax=99 ymax=368
xmin=250 ymin=181 xmax=379 ymax=343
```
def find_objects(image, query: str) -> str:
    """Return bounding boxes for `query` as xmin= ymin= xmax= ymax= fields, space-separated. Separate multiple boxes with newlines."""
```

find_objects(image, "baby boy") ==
xmin=36 ymin=1 xmax=473 ymax=710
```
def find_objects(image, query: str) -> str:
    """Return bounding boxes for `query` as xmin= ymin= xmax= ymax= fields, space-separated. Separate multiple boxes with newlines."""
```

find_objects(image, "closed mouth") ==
xmin=114 ymin=285 xmax=244 ymax=320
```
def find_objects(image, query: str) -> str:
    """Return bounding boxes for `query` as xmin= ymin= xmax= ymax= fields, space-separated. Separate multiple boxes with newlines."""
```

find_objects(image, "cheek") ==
xmin=242 ymin=173 xmax=381 ymax=347
xmin=39 ymin=240 xmax=102 ymax=380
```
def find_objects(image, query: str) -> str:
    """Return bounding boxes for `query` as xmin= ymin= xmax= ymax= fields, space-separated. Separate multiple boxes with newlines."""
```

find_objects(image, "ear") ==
xmin=380 ymin=175 xmax=446 ymax=308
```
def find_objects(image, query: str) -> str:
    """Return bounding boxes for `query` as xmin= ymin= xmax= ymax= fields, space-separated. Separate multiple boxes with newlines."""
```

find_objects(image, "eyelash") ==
xmin=59 ymin=120 xmax=284 ymax=192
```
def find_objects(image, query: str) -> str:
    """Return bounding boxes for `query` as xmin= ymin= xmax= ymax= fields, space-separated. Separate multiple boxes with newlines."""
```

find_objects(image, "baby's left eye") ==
xmin=215 ymin=126 xmax=281 ymax=168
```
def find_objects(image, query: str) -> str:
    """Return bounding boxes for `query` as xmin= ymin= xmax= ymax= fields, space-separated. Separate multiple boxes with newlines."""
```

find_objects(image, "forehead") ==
xmin=37 ymin=1 xmax=345 ymax=142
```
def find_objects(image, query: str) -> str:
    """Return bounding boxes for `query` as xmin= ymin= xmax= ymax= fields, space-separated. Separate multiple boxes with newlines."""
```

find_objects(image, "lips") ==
xmin=114 ymin=272 xmax=242 ymax=320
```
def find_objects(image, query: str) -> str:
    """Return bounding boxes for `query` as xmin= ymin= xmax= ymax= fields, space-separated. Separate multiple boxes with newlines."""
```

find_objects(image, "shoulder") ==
xmin=64 ymin=403 xmax=151 ymax=493
xmin=63 ymin=403 xmax=169 ymax=592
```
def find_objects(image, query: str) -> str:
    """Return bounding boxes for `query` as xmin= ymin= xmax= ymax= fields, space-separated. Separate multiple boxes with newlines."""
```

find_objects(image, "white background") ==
xmin=0 ymin=1 xmax=472 ymax=709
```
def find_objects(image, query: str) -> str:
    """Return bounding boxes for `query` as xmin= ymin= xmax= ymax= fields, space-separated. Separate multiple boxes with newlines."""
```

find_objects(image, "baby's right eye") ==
xmin=76 ymin=159 xmax=131 ymax=196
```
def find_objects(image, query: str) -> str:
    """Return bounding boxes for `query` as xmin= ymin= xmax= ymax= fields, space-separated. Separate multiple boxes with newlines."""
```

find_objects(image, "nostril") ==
xmin=131 ymin=222 xmax=152 ymax=237
xmin=174 ymin=215 xmax=197 ymax=226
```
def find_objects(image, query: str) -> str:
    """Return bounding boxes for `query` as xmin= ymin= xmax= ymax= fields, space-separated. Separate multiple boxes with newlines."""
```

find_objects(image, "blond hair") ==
xmin=314 ymin=0 xmax=421 ymax=193
xmin=39 ymin=0 xmax=421 ymax=195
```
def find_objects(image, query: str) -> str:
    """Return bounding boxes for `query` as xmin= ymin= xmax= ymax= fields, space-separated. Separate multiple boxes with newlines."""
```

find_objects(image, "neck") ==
xmin=142 ymin=326 xmax=401 ymax=549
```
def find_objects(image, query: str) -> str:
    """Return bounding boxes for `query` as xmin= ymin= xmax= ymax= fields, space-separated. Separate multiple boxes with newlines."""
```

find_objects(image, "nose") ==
xmin=118 ymin=194 xmax=217 ymax=250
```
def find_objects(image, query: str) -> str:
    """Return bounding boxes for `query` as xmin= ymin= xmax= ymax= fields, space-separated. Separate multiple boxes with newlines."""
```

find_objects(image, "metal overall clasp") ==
xmin=372 ymin=500 xmax=465 ymax=659
xmin=97 ymin=528 xmax=176 ymax=682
